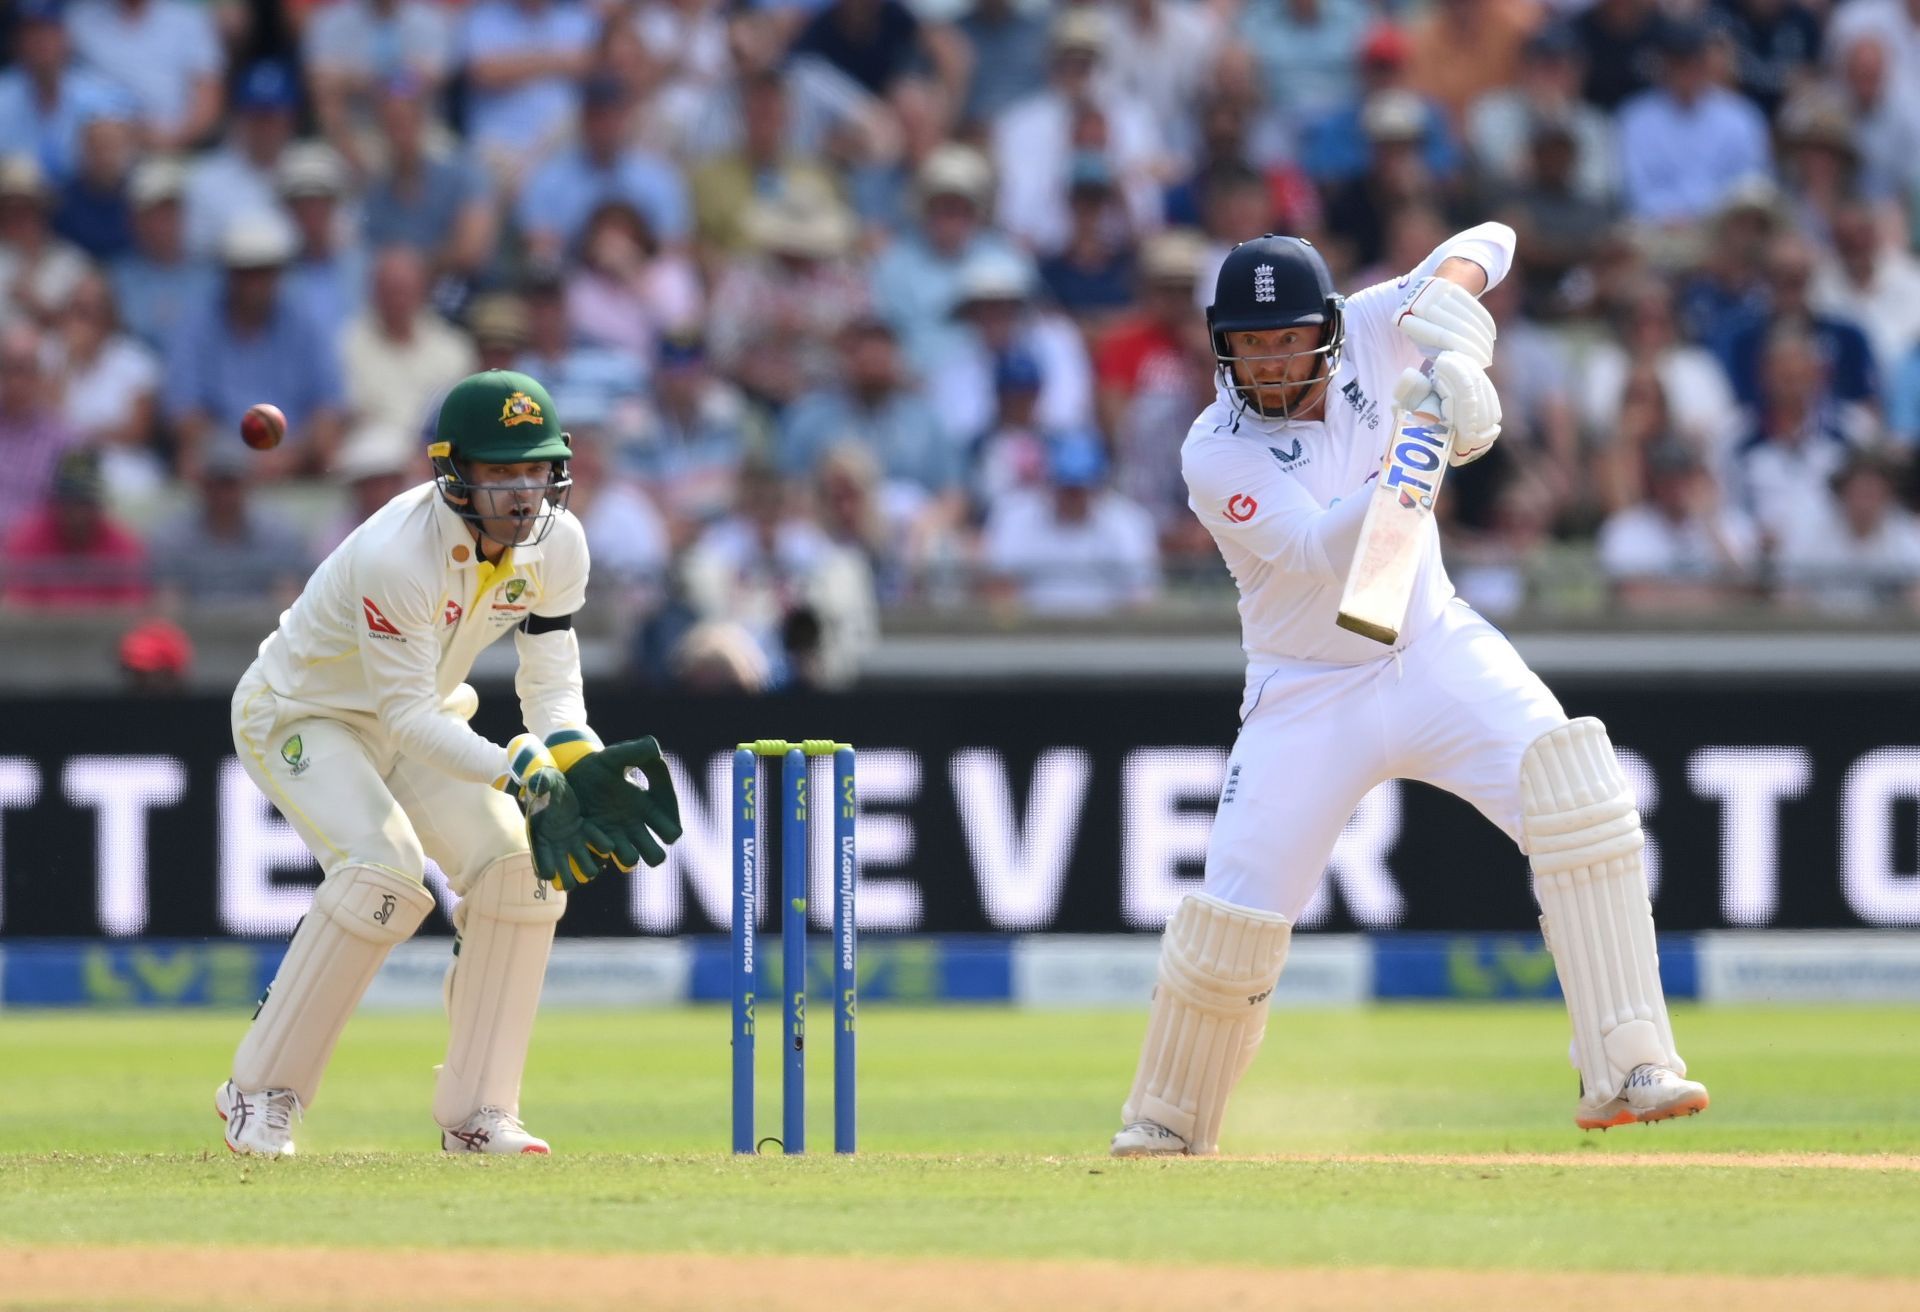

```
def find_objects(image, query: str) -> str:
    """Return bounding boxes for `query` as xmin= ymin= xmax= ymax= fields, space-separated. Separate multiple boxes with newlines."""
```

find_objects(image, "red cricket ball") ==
xmin=240 ymin=403 xmax=287 ymax=451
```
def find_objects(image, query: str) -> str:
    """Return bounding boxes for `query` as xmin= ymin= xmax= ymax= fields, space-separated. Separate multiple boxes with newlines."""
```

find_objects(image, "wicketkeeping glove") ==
xmin=495 ymin=733 xmax=618 ymax=890
xmin=558 ymin=735 xmax=684 ymax=870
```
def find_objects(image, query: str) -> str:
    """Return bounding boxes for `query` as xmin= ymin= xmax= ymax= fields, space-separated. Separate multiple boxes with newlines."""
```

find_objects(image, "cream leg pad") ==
xmin=433 ymin=853 xmax=565 ymax=1130
xmin=1121 ymin=892 xmax=1292 ymax=1155
xmin=233 ymin=864 xmax=432 ymax=1108
xmin=1522 ymin=717 xmax=1683 ymax=1106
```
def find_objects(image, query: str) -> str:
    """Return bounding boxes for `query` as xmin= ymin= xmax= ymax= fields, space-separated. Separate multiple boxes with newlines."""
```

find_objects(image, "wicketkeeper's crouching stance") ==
xmin=1111 ymin=228 xmax=1708 ymax=1156
xmin=217 ymin=371 xmax=681 ymax=1157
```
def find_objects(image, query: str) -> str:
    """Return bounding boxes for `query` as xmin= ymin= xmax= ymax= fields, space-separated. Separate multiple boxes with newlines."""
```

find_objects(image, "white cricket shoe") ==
xmin=1577 ymin=1064 xmax=1710 ymax=1130
xmin=215 ymin=1080 xmax=301 ymax=1158
xmin=441 ymin=1107 xmax=550 ymax=1155
xmin=1109 ymin=1119 xmax=1190 ymax=1157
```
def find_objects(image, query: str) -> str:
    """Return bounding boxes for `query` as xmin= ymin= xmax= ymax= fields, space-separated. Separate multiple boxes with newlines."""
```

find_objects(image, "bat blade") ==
xmin=1335 ymin=384 xmax=1454 ymax=645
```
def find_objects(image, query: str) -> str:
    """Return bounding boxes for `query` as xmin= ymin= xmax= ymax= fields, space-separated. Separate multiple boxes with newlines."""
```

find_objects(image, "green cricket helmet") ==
xmin=429 ymin=370 xmax=573 ymax=545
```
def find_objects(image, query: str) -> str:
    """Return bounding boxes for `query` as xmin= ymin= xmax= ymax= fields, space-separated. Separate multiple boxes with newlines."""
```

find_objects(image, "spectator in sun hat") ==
xmin=933 ymin=247 xmax=1094 ymax=452
xmin=465 ymin=291 xmax=530 ymax=372
xmin=182 ymin=61 xmax=303 ymax=259
xmin=312 ymin=420 xmax=423 ymax=557
xmin=279 ymin=140 xmax=368 ymax=343
xmin=109 ymin=155 xmax=214 ymax=352
xmin=871 ymin=143 xmax=1022 ymax=374
xmin=163 ymin=209 xmax=346 ymax=481
xmin=707 ymin=179 xmax=870 ymax=390
xmin=67 ymin=0 xmax=223 ymax=152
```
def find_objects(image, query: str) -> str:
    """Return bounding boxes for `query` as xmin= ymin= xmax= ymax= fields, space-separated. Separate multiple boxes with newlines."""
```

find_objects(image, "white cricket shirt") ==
xmin=249 ymin=481 xmax=592 ymax=783
xmin=1181 ymin=223 xmax=1515 ymax=667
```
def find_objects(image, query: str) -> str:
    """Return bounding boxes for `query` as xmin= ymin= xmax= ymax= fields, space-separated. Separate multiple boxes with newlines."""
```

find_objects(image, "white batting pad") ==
xmin=233 ymin=864 xmax=432 ymax=1108
xmin=1522 ymin=718 xmax=1683 ymax=1106
xmin=1121 ymin=892 xmax=1292 ymax=1155
xmin=433 ymin=853 xmax=565 ymax=1129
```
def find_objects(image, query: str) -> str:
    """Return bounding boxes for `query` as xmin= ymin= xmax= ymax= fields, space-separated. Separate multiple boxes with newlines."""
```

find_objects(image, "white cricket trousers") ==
xmin=1207 ymin=600 xmax=1567 ymax=919
xmin=230 ymin=668 xmax=526 ymax=897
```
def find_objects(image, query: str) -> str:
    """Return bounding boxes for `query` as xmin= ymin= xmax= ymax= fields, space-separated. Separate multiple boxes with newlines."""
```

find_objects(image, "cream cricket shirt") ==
xmin=251 ymin=482 xmax=591 ymax=784
xmin=1179 ymin=222 xmax=1516 ymax=667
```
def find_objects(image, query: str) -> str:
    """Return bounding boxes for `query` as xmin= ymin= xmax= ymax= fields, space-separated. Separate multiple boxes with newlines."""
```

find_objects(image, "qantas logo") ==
xmin=443 ymin=599 xmax=463 ymax=627
xmin=1225 ymin=494 xmax=1258 ymax=523
xmin=362 ymin=597 xmax=405 ymax=640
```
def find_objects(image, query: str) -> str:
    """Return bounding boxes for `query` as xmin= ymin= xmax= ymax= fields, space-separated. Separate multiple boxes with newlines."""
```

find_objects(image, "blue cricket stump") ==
xmin=731 ymin=740 xmax=857 ymax=1155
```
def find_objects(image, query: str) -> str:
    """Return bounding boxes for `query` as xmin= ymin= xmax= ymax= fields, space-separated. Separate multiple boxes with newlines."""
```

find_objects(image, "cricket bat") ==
xmin=1335 ymin=361 xmax=1454 ymax=645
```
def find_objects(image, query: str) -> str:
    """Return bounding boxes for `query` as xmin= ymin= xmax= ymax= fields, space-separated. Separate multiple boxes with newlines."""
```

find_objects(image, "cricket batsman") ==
xmin=1109 ymin=226 xmax=1709 ymax=1156
xmin=216 ymin=370 xmax=682 ymax=1157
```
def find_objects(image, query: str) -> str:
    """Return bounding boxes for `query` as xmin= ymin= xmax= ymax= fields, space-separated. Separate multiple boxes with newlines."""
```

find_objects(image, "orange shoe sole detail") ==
xmin=1577 ymin=1090 xmax=1710 ymax=1131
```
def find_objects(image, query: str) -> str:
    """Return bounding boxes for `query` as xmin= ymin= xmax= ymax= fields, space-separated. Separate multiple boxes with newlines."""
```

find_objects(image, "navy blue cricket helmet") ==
xmin=1206 ymin=234 xmax=1346 ymax=419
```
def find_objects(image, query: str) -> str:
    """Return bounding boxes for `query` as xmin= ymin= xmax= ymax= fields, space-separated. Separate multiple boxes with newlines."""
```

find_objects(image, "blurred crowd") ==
xmin=3 ymin=0 xmax=1920 ymax=688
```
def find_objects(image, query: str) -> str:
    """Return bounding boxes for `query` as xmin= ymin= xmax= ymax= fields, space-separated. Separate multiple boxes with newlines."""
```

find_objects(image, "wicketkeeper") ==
xmin=217 ymin=370 xmax=681 ymax=1156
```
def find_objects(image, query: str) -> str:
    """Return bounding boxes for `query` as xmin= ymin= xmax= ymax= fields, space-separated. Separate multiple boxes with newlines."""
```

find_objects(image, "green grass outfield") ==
xmin=1 ymin=1005 xmax=1917 ymax=1307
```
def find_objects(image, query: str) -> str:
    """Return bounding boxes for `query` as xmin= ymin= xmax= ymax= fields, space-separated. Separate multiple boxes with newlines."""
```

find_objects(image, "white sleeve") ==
xmin=514 ymin=515 xmax=591 ymax=742
xmin=354 ymin=558 xmax=507 ymax=784
xmin=1342 ymin=221 xmax=1518 ymax=366
xmin=514 ymin=628 xmax=589 ymax=742
xmin=1401 ymin=221 xmax=1516 ymax=292
xmin=1184 ymin=439 xmax=1372 ymax=583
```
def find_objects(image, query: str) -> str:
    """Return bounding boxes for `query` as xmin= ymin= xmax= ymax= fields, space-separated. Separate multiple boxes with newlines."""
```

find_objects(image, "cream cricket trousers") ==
xmin=231 ymin=670 xmax=526 ymax=897
xmin=1206 ymin=601 xmax=1568 ymax=919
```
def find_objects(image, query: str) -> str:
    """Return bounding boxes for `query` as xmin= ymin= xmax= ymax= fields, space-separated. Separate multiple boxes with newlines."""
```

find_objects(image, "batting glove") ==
xmin=1421 ymin=350 xmax=1503 ymax=466
xmin=1394 ymin=277 xmax=1496 ymax=369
